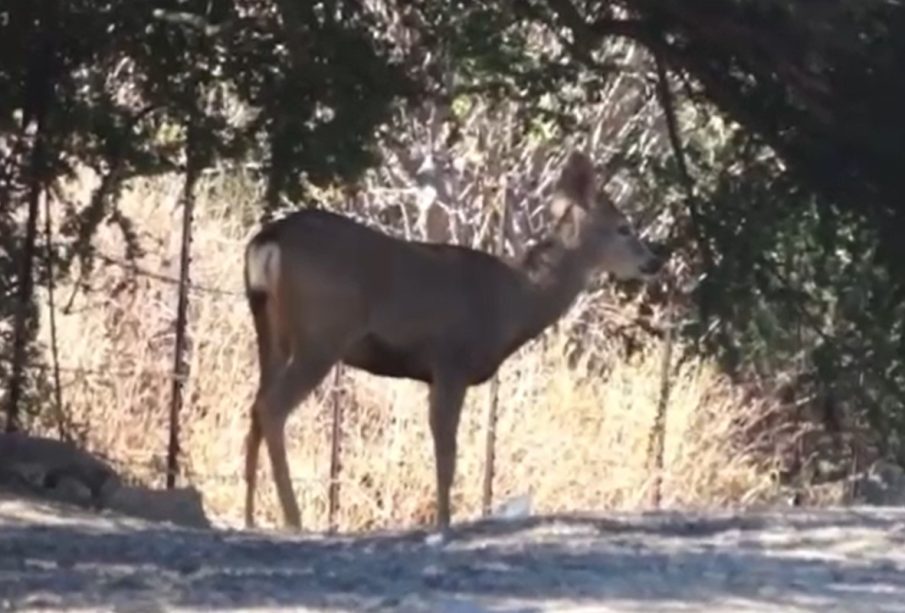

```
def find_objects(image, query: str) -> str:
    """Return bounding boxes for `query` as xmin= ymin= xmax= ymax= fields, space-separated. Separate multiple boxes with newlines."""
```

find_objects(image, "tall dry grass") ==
xmin=33 ymin=169 xmax=778 ymax=532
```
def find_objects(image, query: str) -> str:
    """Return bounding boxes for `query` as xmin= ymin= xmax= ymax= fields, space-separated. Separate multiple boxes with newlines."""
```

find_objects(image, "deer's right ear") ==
xmin=551 ymin=195 xmax=571 ymax=221
xmin=556 ymin=151 xmax=596 ymax=208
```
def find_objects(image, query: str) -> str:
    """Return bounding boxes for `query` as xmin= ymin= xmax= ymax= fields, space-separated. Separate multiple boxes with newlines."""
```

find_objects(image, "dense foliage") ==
xmin=0 ymin=0 xmax=415 ymax=428
xmin=2 ymin=1 xmax=903 ymax=467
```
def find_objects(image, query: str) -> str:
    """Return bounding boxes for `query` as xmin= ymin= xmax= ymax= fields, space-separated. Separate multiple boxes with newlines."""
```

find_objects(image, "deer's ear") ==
xmin=556 ymin=151 xmax=596 ymax=208
xmin=550 ymin=194 xmax=587 ymax=248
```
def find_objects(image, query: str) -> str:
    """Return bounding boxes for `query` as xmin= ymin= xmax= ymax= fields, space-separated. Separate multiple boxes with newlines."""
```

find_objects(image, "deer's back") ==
xmin=253 ymin=209 xmax=530 ymax=381
xmin=253 ymin=208 xmax=524 ymax=301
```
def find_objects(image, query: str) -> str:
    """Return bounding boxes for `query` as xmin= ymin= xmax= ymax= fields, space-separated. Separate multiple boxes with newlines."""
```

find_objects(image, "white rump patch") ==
xmin=246 ymin=242 xmax=280 ymax=292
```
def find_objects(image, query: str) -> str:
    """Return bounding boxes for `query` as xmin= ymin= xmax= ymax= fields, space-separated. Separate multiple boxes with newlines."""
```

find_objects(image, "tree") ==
xmin=399 ymin=0 xmax=905 ymax=464
xmin=0 ymin=0 xmax=416 ymax=431
xmin=3 ymin=0 xmax=903 ymax=468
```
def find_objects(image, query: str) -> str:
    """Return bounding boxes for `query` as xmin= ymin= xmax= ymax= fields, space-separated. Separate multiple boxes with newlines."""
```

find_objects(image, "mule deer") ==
xmin=243 ymin=151 xmax=663 ymax=532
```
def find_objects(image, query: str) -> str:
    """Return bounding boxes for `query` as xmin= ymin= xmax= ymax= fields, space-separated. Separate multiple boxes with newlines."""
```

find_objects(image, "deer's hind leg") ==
xmin=249 ymin=276 xmax=365 ymax=531
xmin=245 ymin=408 xmax=263 ymax=528
xmin=257 ymin=350 xmax=336 ymax=531
xmin=245 ymin=292 xmax=290 ymax=529
xmin=428 ymin=374 xmax=469 ymax=531
xmin=257 ymin=300 xmax=363 ymax=531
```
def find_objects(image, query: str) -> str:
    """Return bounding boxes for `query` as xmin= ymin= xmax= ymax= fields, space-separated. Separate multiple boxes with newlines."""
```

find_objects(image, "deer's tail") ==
xmin=245 ymin=239 xmax=280 ymax=298
xmin=245 ymin=238 xmax=281 ymax=369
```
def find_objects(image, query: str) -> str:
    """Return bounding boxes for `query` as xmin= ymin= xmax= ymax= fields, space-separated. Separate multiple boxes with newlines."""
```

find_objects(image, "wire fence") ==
xmin=2 ymin=216 xmax=510 ymax=534
xmin=3 ymin=161 xmax=679 ymax=532
xmin=97 ymin=449 xmax=397 ymax=533
xmin=93 ymin=251 xmax=244 ymax=298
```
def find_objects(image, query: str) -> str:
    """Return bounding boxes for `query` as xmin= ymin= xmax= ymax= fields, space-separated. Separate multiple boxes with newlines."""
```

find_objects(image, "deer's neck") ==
xmin=513 ymin=237 xmax=594 ymax=345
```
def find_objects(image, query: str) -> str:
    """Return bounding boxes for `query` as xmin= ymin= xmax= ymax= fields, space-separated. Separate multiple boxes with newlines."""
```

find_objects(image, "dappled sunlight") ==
xmin=35 ymin=171 xmax=776 ymax=532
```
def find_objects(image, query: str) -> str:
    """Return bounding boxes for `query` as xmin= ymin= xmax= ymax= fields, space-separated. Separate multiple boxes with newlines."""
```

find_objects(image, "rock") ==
xmin=425 ymin=531 xmax=448 ymax=547
xmin=0 ymin=432 xmax=121 ymax=509
xmin=106 ymin=484 xmax=210 ymax=529
xmin=493 ymin=493 xmax=532 ymax=519
xmin=853 ymin=459 xmax=905 ymax=506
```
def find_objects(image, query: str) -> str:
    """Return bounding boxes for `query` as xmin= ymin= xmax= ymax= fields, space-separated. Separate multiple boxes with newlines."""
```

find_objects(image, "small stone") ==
xmin=22 ymin=592 xmax=63 ymax=608
xmin=422 ymin=563 xmax=445 ymax=588
xmin=107 ymin=573 xmax=149 ymax=591
xmin=176 ymin=559 xmax=201 ymax=575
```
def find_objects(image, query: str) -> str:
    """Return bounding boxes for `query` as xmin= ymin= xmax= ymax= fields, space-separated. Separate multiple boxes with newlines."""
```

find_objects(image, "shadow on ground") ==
xmin=1 ymin=501 xmax=904 ymax=612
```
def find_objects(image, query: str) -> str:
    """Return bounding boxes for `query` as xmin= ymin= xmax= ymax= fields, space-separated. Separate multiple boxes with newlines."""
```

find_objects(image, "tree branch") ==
xmin=652 ymin=47 xmax=714 ymax=290
xmin=273 ymin=0 xmax=312 ymax=71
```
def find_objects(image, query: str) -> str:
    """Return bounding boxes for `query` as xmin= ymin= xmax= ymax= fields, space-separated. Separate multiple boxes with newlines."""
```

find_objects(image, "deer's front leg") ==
xmin=428 ymin=376 xmax=468 ymax=530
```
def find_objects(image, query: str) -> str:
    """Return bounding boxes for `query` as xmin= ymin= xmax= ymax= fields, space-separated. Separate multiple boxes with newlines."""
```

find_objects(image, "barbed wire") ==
xmin=105 ymin=453 xmax=389 ymax=532
xmin=7 ymin=207 xmax=660 ymax=520
xmin=93 ymin=251 xmax=244 ymax=298
xmin=0 ymin=353 xmax=187 ymax=382
xmin=0 ymin=248 xmax=248 ymax=383
xmin=103 ymin=454 xmax=327 ymax=489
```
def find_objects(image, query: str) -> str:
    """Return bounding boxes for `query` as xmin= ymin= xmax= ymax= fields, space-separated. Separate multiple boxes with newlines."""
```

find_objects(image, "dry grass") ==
xmin=33 ymin=170 xmax=777 ymax=532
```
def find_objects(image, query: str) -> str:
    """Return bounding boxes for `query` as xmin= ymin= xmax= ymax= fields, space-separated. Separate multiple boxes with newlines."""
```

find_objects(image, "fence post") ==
xmin=482 ymin=171 xmax=508 ymax=516
xmin=327 ymin=364 xmax=344 ymax=532
xmin=166 ymin=127 xmax=199 ymax=490
xmin=482 ymin=377 xmax=501 ymax=516
xmin=647 ymin=294 xmax=674 ymax=508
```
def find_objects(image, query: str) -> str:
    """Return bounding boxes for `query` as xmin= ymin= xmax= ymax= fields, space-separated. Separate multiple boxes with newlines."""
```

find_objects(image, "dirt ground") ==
xmin=1 ymin=494 xmax=904 ymax=612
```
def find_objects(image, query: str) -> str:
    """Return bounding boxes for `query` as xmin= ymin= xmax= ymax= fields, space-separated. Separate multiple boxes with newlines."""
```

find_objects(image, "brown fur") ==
xmin=243 ymin=151 xmax=662 ymax=531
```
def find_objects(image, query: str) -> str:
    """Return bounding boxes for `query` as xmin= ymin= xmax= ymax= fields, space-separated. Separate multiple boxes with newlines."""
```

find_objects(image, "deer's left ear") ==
xmin=551 ymin=194 xmax=588 ymax=248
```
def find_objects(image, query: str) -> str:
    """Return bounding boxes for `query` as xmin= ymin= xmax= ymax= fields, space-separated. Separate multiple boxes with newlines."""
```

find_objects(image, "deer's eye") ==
xmin=617 ymin=226 xmax=631 ymax=236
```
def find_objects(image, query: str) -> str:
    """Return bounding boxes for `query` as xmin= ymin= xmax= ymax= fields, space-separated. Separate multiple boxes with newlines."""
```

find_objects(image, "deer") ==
xmin=242 ymin=150 xmax=663 ymax=533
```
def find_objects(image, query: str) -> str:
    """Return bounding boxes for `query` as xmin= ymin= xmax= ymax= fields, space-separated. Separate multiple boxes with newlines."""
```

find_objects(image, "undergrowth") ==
xmin=32 ymin=169 xmax=780 ymax=532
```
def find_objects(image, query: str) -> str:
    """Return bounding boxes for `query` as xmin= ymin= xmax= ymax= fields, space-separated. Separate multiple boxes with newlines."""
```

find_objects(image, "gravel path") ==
xmin=1 ymin=495 xmax=904 ymax=612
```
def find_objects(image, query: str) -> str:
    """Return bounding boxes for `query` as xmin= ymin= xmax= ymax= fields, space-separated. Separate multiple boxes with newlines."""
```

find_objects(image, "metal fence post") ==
xmin=327 ymin=364 xmax=344 ymax=532
xmin=647 ymin=294 xmax=674 ymax=508
xmin=482 ymin=377 xmax=501 ymax=516
xmin=482 ymin=171 xmax=508 ymax=516
xmin=166 ymin=132 xmax=199 ymax=490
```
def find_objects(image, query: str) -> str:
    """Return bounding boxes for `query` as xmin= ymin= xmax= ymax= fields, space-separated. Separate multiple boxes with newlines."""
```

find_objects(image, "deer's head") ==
xmin=552 ymin=151 xmax=663 ymax=280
